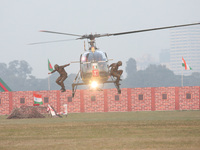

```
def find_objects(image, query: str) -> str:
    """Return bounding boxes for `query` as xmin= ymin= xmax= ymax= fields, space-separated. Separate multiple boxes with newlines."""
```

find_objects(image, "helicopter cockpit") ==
xmin=81 ymin=50 xmax=107 ymax=63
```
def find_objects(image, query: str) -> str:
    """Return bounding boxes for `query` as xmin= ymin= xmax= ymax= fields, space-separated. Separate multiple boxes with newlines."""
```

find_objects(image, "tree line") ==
xmin=0 ymin=59 xmax=200 ymax=91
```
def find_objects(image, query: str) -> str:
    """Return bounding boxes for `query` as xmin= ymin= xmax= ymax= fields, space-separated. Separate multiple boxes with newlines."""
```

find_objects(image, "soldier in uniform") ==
xmin=48 ymin=63 xmax=70 ymax=92
xmin=109 ymin=61 xmax=123 ymax=85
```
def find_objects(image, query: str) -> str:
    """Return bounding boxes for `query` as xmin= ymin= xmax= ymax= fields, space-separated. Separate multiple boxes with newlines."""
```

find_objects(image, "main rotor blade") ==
xmin=29 ymin=39 xmax=78 ymax=45
xmin=106 ymin=22 xmax=200 ymax=37
xmin=40 ymin=30 xmax=82 ymax=37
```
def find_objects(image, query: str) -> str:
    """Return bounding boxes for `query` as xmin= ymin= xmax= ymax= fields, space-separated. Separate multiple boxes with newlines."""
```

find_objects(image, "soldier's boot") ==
xmin=61 ymin=83 xmax=66 ymax=92
xmin=61 ymin=88 xmax=66 ymax=92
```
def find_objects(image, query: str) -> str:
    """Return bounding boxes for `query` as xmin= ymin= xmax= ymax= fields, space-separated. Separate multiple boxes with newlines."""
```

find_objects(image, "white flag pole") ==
xmin=48 ymin=59 xmax=51 ymax=90
xmin=48 ymin=75 xmax=51 ymax=90
xmin=181 ymin=57 xmax=184 ymax=87
xmin=181 ymin=66 xmax=183 ymax=87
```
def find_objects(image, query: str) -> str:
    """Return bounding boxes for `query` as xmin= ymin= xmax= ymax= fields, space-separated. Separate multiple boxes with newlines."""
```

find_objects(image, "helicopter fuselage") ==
xmin=80 ymin=50 xmax=110 ymax=85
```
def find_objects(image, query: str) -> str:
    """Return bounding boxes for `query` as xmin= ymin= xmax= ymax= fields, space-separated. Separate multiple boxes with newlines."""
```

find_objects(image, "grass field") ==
xmin=0 ymin=111 xmax=200 ymax=150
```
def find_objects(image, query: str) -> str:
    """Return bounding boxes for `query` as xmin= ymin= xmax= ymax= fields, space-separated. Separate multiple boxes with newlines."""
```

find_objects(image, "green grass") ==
xmin=0 ymin=111 xmax=200 ymax=150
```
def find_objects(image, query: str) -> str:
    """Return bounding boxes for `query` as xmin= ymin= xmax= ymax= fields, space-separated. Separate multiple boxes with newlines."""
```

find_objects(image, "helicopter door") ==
xmin=80 ymin=52 xmax=92 ymax=75
xmin=95 ymin=51 xmax=109 ymax=73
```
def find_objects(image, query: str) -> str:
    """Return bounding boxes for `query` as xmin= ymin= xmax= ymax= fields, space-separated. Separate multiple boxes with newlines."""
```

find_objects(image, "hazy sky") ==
xmin=1 ymin=0 xmax=200 ymax=78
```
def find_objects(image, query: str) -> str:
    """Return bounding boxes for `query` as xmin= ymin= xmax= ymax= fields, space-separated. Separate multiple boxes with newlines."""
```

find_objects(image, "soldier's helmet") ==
xmin=54 ymin=64 xmax=59 ymax=70
xmin=117 ymin=61 xmax=122 ymax=66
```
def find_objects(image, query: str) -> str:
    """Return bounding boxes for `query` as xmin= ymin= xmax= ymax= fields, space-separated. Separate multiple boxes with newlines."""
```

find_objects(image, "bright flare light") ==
xmin=91 ymin=81 xmax=98 ymax=89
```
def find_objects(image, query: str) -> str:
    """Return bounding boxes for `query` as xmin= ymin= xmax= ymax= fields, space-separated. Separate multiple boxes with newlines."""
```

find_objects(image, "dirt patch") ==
xmin=7 ymin=105 xmax=45 ymax=119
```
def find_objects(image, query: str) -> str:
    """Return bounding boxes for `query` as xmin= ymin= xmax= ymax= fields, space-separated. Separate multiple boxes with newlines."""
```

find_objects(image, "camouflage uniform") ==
xmin=109 ymin=61 xmax=123 ymax=85
xmin=50 ymin=64 xmax=70 ymax=92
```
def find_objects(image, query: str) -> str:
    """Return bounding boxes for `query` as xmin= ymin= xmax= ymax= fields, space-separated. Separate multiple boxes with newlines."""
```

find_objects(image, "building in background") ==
xmin=159 ymin=49 xmax=170 ymax=69
xmin=170 ymin=26 xmax=200 ymax=75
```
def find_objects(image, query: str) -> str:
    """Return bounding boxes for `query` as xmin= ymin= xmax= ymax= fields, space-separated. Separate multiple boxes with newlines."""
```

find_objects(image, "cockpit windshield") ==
xmin=81 ymin=50 xmax=107 ymax=63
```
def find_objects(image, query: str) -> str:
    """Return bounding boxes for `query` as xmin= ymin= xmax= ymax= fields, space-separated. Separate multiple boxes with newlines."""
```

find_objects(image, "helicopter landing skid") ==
xmin=72 ymin=82 xmax=86 ymax=98
xmin=104 ymin=80 xmax=121 ymax=94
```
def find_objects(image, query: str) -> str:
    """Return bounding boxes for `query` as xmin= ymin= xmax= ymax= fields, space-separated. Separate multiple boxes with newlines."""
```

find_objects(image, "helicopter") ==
xmin=32 ymin=22 xmax=200 ymax=97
